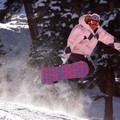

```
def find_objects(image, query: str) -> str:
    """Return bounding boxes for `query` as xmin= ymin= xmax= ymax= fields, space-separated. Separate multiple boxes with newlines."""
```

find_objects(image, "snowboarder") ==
xmin=65 ymin=13 xmax=120 ymax=75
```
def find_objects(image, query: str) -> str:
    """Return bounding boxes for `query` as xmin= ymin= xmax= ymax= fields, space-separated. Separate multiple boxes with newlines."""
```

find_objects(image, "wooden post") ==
xmin=104 ymin=68 xmax=114 ymax=120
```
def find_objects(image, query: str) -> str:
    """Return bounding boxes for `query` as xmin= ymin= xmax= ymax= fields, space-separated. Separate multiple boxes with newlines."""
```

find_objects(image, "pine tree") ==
xmin=0 ymin=0 xmax=23 ymax=22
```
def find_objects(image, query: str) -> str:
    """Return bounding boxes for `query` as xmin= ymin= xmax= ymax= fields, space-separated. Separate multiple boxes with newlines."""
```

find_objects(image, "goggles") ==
xmin=89 ymin=20 xmax=99 ymax=26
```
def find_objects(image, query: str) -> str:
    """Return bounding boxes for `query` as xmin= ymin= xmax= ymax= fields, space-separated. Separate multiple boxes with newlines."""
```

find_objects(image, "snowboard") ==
xmin=40 ymin=61 xmax=89 ymax=84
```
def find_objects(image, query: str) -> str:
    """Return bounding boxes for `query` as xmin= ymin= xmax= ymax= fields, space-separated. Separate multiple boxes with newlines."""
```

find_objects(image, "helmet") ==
xmin=91 ymin=13 xmax=100 ymax=22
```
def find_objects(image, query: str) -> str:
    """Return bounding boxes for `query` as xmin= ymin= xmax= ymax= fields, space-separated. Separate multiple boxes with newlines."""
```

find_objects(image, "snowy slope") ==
xmin=0 ymin=10 xmax=120 ymax=120
xmin=0 ymin=103 xmax=84 ymax=120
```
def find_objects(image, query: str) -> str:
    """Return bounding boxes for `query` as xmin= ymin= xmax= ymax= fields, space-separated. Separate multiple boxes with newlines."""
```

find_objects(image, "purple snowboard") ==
xmin=40 ymin=61 xmax=89 ymax=84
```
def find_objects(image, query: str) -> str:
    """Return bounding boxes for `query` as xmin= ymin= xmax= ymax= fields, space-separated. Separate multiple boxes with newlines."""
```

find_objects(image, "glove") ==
xmin=65 ymin=46 xmax=71 ymax=54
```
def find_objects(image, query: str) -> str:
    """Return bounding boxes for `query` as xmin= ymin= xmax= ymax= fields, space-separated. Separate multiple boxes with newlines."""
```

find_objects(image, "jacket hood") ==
xmin=78 ymin=14 xmax=98 ymax=33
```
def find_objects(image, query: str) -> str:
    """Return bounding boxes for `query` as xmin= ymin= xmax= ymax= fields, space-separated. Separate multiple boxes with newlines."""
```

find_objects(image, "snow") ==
xmin=72 ymin=13 xmax=79 ymax=19
xmin=0 ymin=6 xmax=120 ymax=120
xmin=101 ymin=11 xmax=117 ymax=27
xmin=61 ymin=12 xmax=72 ymax=18
xmin=34 ymin=0 xmax=46 ymax=8
xmin=0 ymin=0 xmax=7 ymax=9
xmin=99 ymin=0 xmax=108 ymax=4
xmin=0 ymin=102 xmax=83 ymax=120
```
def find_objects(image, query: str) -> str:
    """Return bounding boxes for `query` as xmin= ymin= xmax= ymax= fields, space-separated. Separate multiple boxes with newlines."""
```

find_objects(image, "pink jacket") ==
xmin=65 ymin=15 xmax=120 ymax=58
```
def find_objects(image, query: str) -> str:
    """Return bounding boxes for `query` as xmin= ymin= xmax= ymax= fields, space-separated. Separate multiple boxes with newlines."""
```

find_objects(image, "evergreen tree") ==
xmin=0 ymin=0 xmax=23 ymax=22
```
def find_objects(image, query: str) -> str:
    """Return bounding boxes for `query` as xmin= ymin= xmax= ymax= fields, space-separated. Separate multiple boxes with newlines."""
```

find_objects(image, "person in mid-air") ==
xmin=64 ymin=13 xmax=120 ymax=75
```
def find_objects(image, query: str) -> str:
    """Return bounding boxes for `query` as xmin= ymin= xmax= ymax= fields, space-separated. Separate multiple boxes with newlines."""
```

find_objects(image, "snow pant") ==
xmin=67 ymin=53 xmax=95 ymax=77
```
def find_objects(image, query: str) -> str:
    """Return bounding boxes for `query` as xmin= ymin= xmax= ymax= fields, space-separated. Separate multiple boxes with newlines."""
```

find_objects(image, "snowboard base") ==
xmin=40 ymin=61 xmax=89 ymax=84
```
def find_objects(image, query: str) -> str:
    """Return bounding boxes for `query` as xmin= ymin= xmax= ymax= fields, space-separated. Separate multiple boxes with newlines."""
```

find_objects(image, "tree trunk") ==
xmin=104 ymin=68 xmax=114 ymax=120
xmin=23 ymin=0 xmax=39 ymax=46
xmin=71 ymin=0 xmax=81 ymax=14
xmin=108 ymin=0 xmax=115 ymax=12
